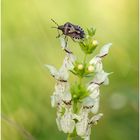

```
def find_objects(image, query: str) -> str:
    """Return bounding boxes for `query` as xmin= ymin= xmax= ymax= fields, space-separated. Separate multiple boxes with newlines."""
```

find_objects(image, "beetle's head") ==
xmin=58 ymin=25 xmax=65 ymax=31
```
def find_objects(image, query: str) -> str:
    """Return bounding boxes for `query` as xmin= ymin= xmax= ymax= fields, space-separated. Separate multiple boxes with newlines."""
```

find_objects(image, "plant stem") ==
xmin=67 ymin=134 xmax=72 ymax=140
xmin=78 ymin=53 xmax=88 ymax=84
xmin=83 ymin=53 xmax=87 ymax=64
xmin=79 ymin=76 xmax=82 ymax=84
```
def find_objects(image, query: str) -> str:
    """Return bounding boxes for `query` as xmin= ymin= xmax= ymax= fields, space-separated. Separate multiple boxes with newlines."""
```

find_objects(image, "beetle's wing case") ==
xmin=63 ymin=22 xmax=75 ymax=35
xmin=70 ymin=25 xmax=85 ymax=39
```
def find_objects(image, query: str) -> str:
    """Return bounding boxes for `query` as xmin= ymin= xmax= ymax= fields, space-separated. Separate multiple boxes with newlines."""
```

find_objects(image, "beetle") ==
xmin=51 ymin=19 xmax=85 ymax=40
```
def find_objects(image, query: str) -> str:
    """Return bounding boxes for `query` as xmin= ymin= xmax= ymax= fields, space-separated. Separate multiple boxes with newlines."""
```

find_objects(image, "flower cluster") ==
xmin=46 ymin=27 xmax=112 ymax=140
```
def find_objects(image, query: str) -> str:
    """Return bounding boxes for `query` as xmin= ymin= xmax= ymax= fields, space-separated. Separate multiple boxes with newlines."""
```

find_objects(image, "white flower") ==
xmin=89 ymin=113 xmax=103 ymax=125
xmin=87 ymin=83 xmax=100 ymax=98
xmin=81 ymin=83 xmax=100 ymax=114
xmin=56 ymin=106 xmax=65 ymax=131
xmin=89 ymin=43 xmax=112 ymax=72
xmin=92 ymin=40 xmax=99 ymax=46
xmin=45 ymin=64 xmax=69 ymax=81
xmin=51 ymin=95 xmax=56 ymax=107
xmin=92 ymin=70 xmax=111 ymax=85
xmin=60 ymin=109 xmax=75 ymax=133
xmin=78 ymin=64 xmax=84 ymax=70
xmin=82 ymin=96 xmax=99 ymax=114
xmin=82 ymin=126 xmax=91 ymax=140
xmin=62 ymin=92 xmax=72 ymax=104
xmin=56 ymin=116 xmax=62 ymax=131
xmin=60 ymin=37 xmax=67 ymax=49
xmin=45 ymin=65 xmax=58 ymax=77
xmin=76 ymin=109 xmax=89 ymax=137
xmin=55 ymin=81 xmax=69 ymax=94
xmin=82 ymin=97 xmax=95 ymax=107
xmin=47 ymin=35 xmax=112 ymax=139
xmin=88 ymin=65 xmax=94 ymax=72
xmin=51 ymin=92 xmax=63 ymax=107
xmin=98 ymin=43 xmax=112 ymax=57
xmin=76 ymin=109 xmax=103 ymax=140
xmin=62 ymin=53 xmax=76 ymax=70
xmin=90 ymin=97 xmax=99 ymax=114
xmin=51 ymin=81 xmax=71 ymax=107
xmin=89 ymin=57 xmax=102 ymax=73
xmin=78 ymin=113 xmax=103 ymax=140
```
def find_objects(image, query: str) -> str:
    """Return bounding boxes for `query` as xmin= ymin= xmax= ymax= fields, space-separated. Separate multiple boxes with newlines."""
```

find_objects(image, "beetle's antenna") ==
xmin=51 ymin=19 xmax=59 ymax=26
xmin=51 ymin=19 xmax=61 ymax=38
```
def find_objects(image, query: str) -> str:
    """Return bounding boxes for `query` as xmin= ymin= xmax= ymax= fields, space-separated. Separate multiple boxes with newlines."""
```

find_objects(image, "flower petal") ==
xmin=56 ymin=116 xmax=62 ymax=131
xmin=62 ymin=92 xmax=72 ymax=103
xmin=62 ymin=53 xmax=76 ymax=70
xmin=89 ymin=57 xmax=103 ymax=73
xmin=89 ymin=56 xmax=101 ymax=65
xmin=82 ymin=97 xmax=95 ymax=107
xmin=76 ymin=112 xmax=89 ymax=137
xmin=89 ymin=113 xmax=103 ymax=125
xmin=91 ymin=97 xmax=100 ymax=114
xmin=88 ymin=83 xmax=100 ymax=99
xmin=93 ymin=71 xmax=110 ymax=85
xmin=60 ymin=110 xmax=75 ymax=133
xmin=58 ymin=67 xmax=69 ymax=81
xmin=60 ymin=37 xmax=67 ymax=49
xmin=45 ymin=64 xmax=58 ymax=77
xmin=98 ymin=43 xmax=112 ymax=57
xmin=51 ymin=95 xmax=56 ymax=107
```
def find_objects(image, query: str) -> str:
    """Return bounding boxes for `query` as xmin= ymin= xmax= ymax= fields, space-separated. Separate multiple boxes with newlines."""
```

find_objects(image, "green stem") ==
xmin=67 ymin=134 xmax=72 ymax=140
xmin=83 ymin=53 xmax=87 ymax=64
xmin=79 ymin=76 xmax=82 ymax=84
xmin=78 ymin=53 xmax=88 ymax=84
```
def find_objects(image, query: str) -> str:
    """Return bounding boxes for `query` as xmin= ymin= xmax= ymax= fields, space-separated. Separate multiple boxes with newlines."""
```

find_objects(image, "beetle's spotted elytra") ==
xmin=51 ymin=19 xmax=85 ymax=40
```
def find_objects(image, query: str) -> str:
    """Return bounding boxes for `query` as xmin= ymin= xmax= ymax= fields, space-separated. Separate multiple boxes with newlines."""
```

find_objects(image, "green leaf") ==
xmin=87 ymin=27 xmax=96 ymax=37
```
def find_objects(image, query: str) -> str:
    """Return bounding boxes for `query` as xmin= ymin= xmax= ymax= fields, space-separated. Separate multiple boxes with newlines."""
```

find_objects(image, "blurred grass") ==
xmin=2 ymin=0 xmax=138 ymax=140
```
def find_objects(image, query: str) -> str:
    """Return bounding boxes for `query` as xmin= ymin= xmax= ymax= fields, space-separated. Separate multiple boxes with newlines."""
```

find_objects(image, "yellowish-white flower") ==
xmin=81 ymin=79 xmax=100 ymax=114
xmin=60 ymin=109 xmax=75 ymax=133
xmin=78 ymin=64 xmax=84 ymax=70
xmin=60 ymin=37 xmax=67 ymax=49
xmin=98 ymin=43 xmax=112 ymax=57
xmin=89 ymin=43 xmax=112 ymax=72
xmin=45 ymin=64 xmax=69 ymax=81
xmin=89 ymin=113 xmax=103 ymax=125
xmin=76 ymin=109 xmax=89 ymax=137
xmin=62 ymin=53 xmax=76 ymax=70
xmin=88 ymin=65 xmax=94 ymax=72
xmin=76 ymin=109 xmax=103 ymax=140
xmin=92 ymin=40 xmax=99 ymax=46
xmin=92 ymin=70 xmax=111 ymax=85
xmin=90 ymin=97 xmax=100 ymax=114
xmin=46 ymin=33 xmax=112 ymax=139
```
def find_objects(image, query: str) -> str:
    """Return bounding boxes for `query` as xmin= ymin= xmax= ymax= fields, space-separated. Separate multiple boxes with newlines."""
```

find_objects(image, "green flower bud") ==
xmin=92 ymin=40 xmax=99 ymax=46
xmin=87 ymin=27 xmax=96 ymax=37
xmin=77 ymin=64 xmax=84 ymax=70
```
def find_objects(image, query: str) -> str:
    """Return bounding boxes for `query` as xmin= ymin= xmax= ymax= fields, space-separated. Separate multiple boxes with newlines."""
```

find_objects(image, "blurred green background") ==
xmin=2 ymin=0 xmax=139 ymax=140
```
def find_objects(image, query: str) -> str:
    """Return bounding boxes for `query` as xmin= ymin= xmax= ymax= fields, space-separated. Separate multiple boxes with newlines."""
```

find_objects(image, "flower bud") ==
xmin=88 ymin=65 xmax=94 ymax=72
xmin=77 ymin=64 xmax=84 ymax=70
xmin=87 ymin=27 xmax=96 ymax=37
xmin=92 ymin=40 xmax=99 ymax=46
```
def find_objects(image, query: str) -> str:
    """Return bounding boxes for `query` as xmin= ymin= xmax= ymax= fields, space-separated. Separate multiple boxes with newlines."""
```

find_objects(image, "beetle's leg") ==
xmin=56 ymin=30 xmax=63 ymax=38
xmin=71 ymin=37 xmax=76 ymax=42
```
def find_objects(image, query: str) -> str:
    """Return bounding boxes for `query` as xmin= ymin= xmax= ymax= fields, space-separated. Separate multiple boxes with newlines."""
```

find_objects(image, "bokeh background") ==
xmin=2 ymin=0 xmax=139 ymax=140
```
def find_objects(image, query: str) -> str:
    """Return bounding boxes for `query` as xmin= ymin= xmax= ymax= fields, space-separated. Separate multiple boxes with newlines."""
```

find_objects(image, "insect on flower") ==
xmin=51 ymin=19 xmax=85 ymax=40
